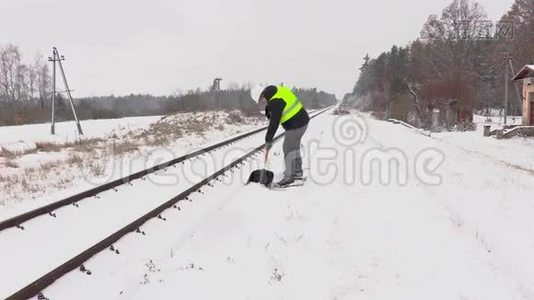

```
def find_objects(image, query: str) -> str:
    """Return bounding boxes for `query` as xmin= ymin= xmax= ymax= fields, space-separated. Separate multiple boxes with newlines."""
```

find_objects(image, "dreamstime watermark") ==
xmin=308 ymin=142 xmax=445 ymax=186
xmin=77 ymin=115 xmax=445 ymax=188
xmin=306 ymin=115 xmax=445 ymax=186
xmin=423 ymin=21 xmax=514 ymax=40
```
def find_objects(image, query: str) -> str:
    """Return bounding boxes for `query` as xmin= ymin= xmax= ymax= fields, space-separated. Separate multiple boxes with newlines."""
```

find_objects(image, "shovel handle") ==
xmin=264 ymin=147 xmax=270 ymax=163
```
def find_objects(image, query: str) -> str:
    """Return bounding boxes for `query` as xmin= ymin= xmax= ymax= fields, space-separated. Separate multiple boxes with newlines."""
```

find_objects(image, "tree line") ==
xmin=0 ymin=44 xmax=50 ymax=106
xmin=0 ymin=44 xmax=336 ymax=126
xmin=346 ymin=0 xmax=533 ymax=127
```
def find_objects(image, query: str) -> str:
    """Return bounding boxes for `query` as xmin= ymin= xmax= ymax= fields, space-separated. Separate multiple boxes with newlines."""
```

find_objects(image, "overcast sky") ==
xmin=0 ymin=0 xmax=515 ymax=98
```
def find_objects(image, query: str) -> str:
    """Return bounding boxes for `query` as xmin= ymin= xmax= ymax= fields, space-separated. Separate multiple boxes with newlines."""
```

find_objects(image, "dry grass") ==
xmin=132 ymin=111 xmax=256 ymax=148
xmin=4 ymin=160 xmax=18 ymax=168
xmin=39 ymin=161 xmax=61 ymax=173
xmin=33 ymin=138 xmax=106 ymax=154
xmin=138 ymin=121 xmax=183 ymax=141
xmin=0 ymin=147 xmax=17 ymax=159
xmin=143 ymin=135 xmax=171 ymax=147
xmin=87 ymin=160 xmax=106 ymax=177
xmin=0 ymin=173 xmax=14 ymax=183
xmin=76 ymin=151 xmax=109 ymax=177
xmin=1 ymin=137 xmax=137 ymax=204
xmin=1 ymin=157 xmax=82 ymax=204
xmin=66 ymin=154 xmax=83 ymax=165
xmin=35 ymin=142 xmax=62 ymax=152
xmin=19 ymin=178 xmax=41 ymax=195
xmin=111 ymin=139 xmax=139 ymax=155
xmin=226 ymin=111 xmax=243 ymax=124
xmin=0 ymin=147 xmax=37 ymax=159
xmin=182 ymin=122 xmax=209 ymax=135
xmin=1 ymin=138 xmax=106 ymax=169
xmin=64 ymin=138 xmax=105 ymax=152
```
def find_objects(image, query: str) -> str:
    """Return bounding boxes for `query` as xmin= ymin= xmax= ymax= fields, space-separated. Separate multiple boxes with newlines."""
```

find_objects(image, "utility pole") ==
xmin=56 ymin=48 xmax=83 ymax=135
xmin=48 ymin=47 xmax=83 ymax=135
xmin=504 ymin=55 xmax=509 ymax=125
xmin=212 ymin=77 xmax=222 ymax=110
xmin=48 ymin=52 xmax=57 ymax=134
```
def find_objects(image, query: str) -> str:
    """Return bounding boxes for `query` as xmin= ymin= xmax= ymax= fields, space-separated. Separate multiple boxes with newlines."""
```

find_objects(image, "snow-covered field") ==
xmin=0 ymin=116 xmax=163 ymax=150
xmin=0 ymin=111 xmax=265 ymax=219
xmin=6 ymin=110 xmax=532 ymax=299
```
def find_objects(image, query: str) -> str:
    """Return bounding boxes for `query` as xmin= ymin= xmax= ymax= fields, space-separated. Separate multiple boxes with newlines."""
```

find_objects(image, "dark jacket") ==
xmin=262 ymin=85 xmax=309 ymax=143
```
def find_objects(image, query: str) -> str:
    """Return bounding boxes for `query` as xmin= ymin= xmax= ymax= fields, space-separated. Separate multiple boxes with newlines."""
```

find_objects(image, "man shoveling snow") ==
xmin=250 ymin=84 xmax=309 ymax=188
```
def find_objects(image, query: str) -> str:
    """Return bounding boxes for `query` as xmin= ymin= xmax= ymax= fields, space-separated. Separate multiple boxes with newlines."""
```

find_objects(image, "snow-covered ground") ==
xmin=433 ymin=114 xmax=534 ymax=172
xmin=11 ymin=110 xmax=532 ymax=299
xmin=0 ymin=123 xmax=270 ymax=299
xmin=0 ymin=111 xmax=264 ymax=219
xmin=0 ymin=116 xmax=163 ymax=150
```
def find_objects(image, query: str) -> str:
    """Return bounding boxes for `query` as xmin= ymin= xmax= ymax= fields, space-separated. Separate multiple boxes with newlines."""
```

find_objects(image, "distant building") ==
xmin=512 ymin=65 xmax=534 ymax=126
xmin=427 ymin=98 xmax=473 ymax=130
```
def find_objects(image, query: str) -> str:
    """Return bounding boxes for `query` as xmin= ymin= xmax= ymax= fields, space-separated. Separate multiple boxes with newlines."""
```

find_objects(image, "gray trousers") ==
xmin=283 ymin=125 xmax=307 ymax=178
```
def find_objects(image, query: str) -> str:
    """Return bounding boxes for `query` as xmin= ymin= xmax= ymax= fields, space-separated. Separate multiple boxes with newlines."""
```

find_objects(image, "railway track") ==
xmin=3 ymin=107 xmax=332 ymax=300
xmin=0 ymin=126 xmax=268 ymax=232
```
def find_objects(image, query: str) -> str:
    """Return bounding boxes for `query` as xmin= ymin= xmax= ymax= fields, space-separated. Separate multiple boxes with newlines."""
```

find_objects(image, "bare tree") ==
xmin=0 ymin=44 xmax=22 ymax=101
xmin=32 ymin=55 xmax=50 ymax=108
xmin=37 ymin=60 xmax=50 ymax=108
xmin=16 ymin=64 xmax=29 ymax=101
xmin=421 ymin=0 xmax=490 ymax=75
xmin=27 ymin=55 xmax=42 ymax=101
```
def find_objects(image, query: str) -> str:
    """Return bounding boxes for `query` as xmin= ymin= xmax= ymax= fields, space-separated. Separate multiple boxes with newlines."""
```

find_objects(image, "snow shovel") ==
xmin=247 ymin=148 xmax=274 ymax=187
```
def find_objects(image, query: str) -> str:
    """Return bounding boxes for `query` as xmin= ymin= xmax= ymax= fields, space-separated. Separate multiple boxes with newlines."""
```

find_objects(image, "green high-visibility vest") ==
xmin=269 ymin=86 xmax=303 ymax=124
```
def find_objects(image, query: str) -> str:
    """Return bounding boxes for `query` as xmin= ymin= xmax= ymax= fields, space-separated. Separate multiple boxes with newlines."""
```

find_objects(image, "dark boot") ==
xmin=275 ymin=176 xmax=295 ymax=187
